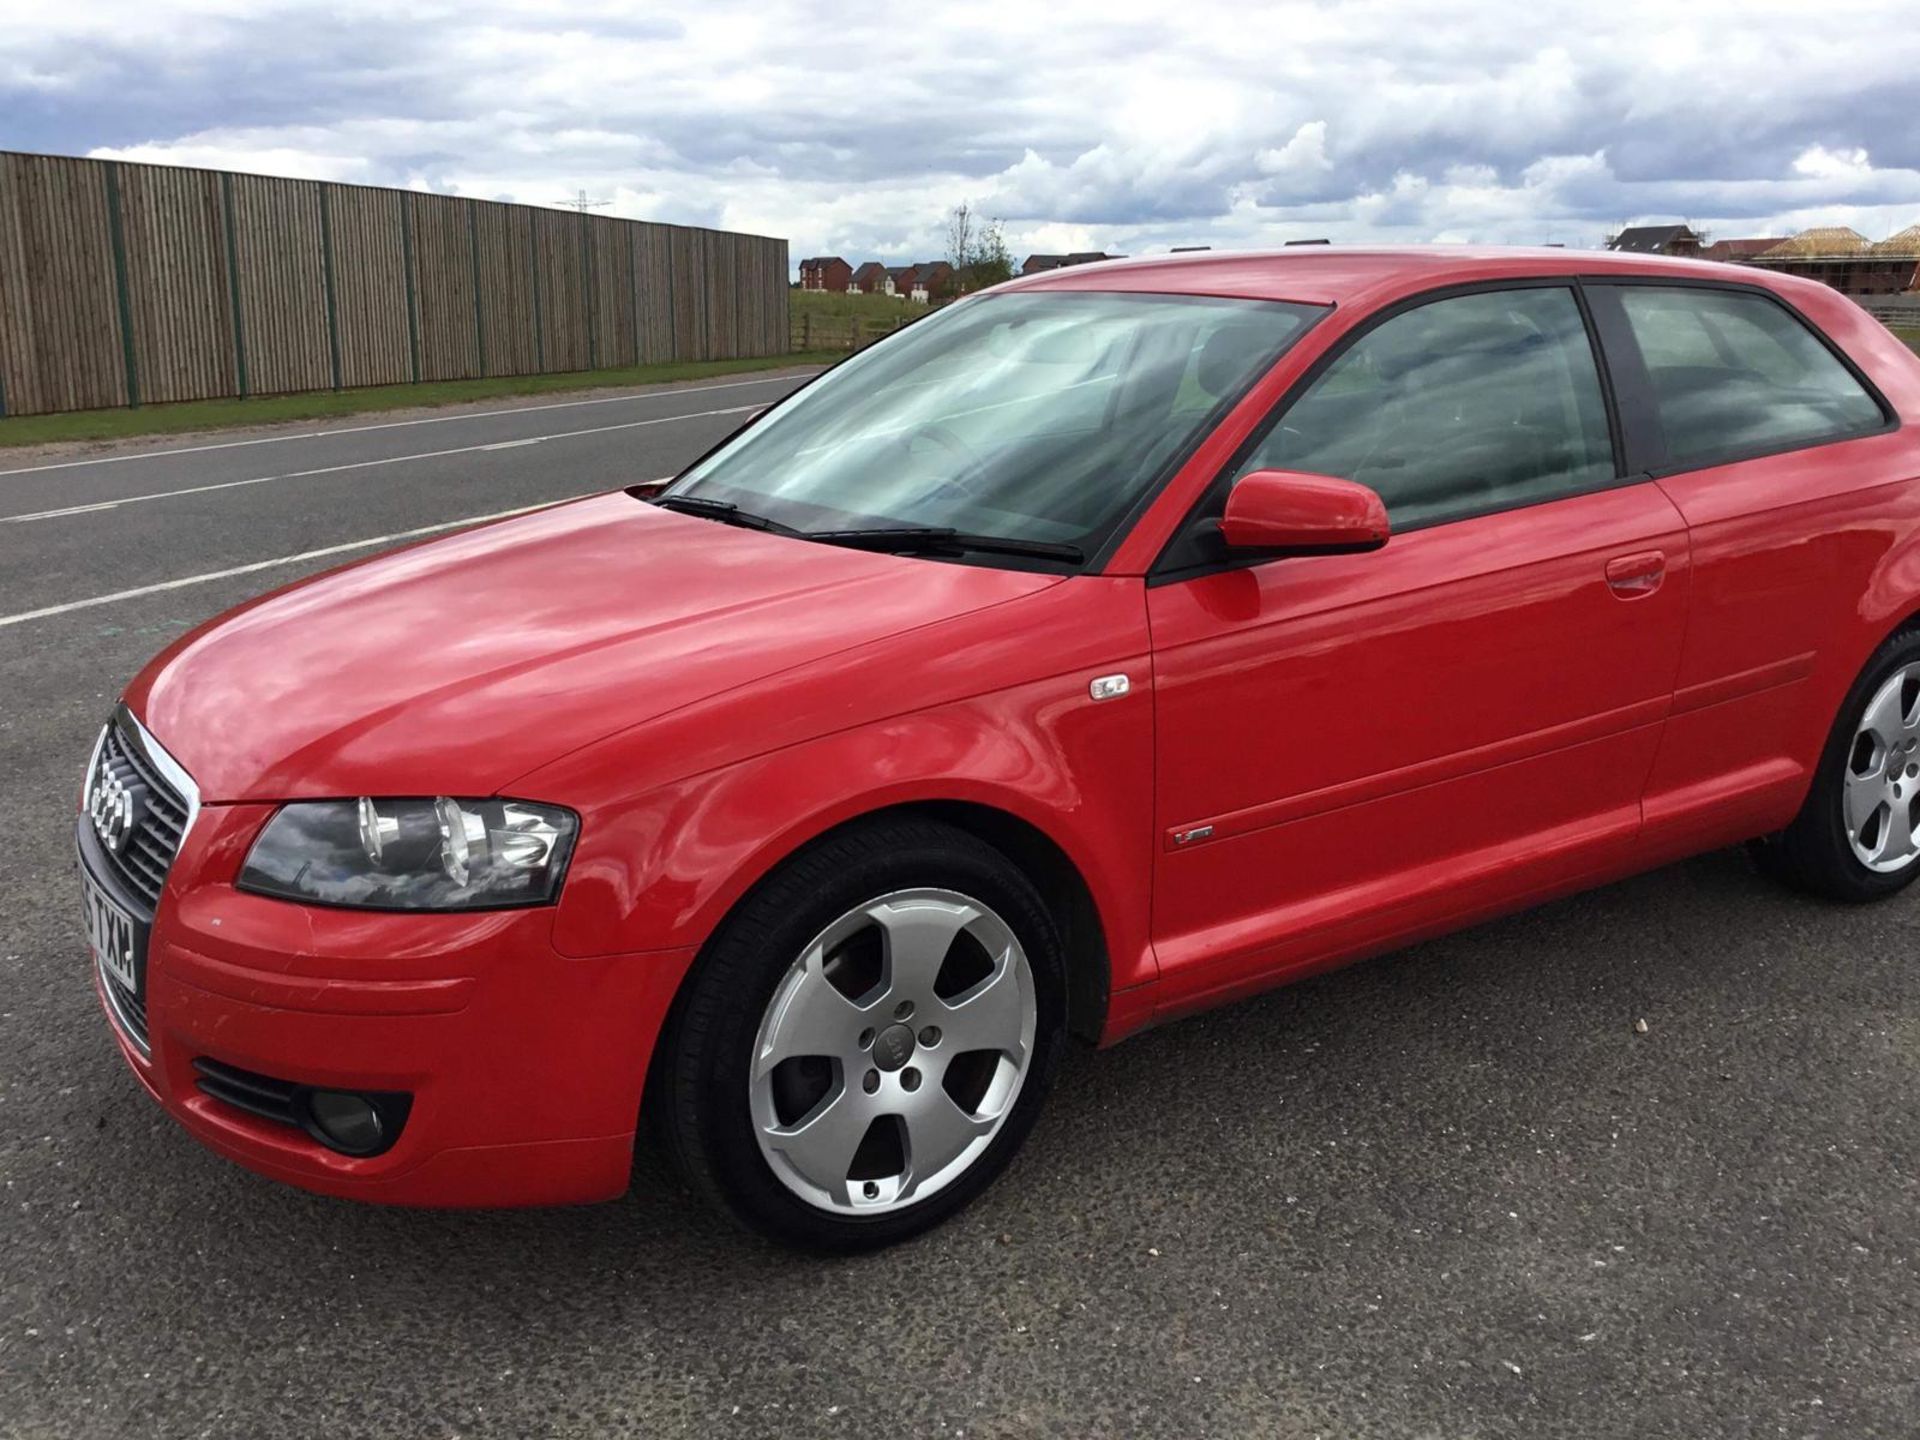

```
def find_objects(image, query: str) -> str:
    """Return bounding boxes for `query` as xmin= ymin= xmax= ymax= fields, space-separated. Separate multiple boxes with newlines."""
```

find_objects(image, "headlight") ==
xmin=238 ymin=797 xmax=578 ymax=910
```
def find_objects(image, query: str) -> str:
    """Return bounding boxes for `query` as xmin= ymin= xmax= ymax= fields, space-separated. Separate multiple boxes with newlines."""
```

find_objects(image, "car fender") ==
xmin=521 ymin=577 xmax=1158 ymax=1001
xmin=543 ymin=675 xmax=1156 ymax=988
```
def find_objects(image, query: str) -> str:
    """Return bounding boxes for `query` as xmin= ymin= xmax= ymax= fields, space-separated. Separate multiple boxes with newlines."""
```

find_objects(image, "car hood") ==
xmin=129 ymin=494 xmax=1060 ymax=802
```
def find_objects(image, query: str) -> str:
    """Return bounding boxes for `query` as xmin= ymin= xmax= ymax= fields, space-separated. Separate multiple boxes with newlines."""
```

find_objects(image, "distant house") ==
xmin=888 ymin=264 xmax=920 ymax=298
xmin=798 ymin=256 xmax=853 ymax=292
xmin=1701 ymin=237 xmax=1785 ymax=265
xmin=851 ymin=261 xmax=893 ymax=296
xmin=910 ymin=261 xmax=954 ymax=302
xmin=1606 ymin=224 xmax=1706 ymax=257
xmin=1876 ymin=227 xmax=1920 ymax=293
xmin=1020 ymin=251 xmax=1124 ymax=276
xmin=1746 ymin=224 xmax=1920 ymax=296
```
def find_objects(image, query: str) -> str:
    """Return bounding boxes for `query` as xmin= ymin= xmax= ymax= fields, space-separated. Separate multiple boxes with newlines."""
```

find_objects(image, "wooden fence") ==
xmin=1864 ymin=296 xmax=1920 ymax=327
xmin=790 ymin=310 xmax=920 ymax=353
xmin=0 ymin=151 xmax=789 ymax=417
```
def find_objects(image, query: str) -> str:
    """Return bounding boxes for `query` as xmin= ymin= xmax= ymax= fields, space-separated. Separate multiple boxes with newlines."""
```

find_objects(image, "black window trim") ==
xmin=1148 ymin=275 xmax=1639 ymax=586
xmin=1579 ymin=274 xmax=1900 ymax=481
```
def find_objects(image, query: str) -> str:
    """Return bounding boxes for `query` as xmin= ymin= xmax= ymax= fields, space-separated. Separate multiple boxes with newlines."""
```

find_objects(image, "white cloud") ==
xmin=89 ymin=138 xmax=377 ymax=185
xmin=4 ymin=0 xmax=1918 ymax=266
xmin=1794 ymin=145 xmax=1875 ymax=182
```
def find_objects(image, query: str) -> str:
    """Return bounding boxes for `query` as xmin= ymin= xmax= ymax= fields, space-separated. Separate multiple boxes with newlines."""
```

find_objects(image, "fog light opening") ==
xmin=304 ymin=1090 xmax=392 ymax=1156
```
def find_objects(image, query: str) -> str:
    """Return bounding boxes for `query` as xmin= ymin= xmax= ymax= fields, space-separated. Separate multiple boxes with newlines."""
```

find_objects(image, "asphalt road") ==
xmin=2 ymin=373 xmax=1917 ymax=1439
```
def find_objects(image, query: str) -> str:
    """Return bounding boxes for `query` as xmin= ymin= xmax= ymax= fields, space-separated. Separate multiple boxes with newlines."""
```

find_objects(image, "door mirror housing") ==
xmin=1218 ymin=469 xmax=1390 ymax=556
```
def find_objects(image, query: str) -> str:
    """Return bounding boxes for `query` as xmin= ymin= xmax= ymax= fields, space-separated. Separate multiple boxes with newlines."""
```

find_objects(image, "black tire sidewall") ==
xmin=669 ymin=821 xmax=1067 ymax=1251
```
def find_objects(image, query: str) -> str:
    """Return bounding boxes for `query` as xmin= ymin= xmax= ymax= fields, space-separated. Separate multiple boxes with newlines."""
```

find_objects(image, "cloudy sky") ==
xmin=4 ymin=0 xmax=1918 ymax=269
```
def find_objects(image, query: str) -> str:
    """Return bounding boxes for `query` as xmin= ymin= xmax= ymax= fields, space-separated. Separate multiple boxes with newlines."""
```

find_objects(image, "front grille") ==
xmin=91 ymin=717 xmax=191 ymax=910
xmin=193 ymin=1058 xmax=302 ymax=1128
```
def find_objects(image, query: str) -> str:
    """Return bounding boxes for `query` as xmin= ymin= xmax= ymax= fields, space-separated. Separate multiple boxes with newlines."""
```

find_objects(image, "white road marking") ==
xmin=0 ymin=370 xmax=818 ymax=479
xmin=0 ymin=404 xmax=764 ymax=524
xmin=0 ymin=492 xmax=627 ymax=630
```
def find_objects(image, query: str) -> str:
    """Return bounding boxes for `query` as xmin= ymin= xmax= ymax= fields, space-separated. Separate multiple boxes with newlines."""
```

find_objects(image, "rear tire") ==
xmin=1754 ymin=628 xmax=1920 ymax=902
xmin=653 ymin=816 xmax=1066 ymax=1251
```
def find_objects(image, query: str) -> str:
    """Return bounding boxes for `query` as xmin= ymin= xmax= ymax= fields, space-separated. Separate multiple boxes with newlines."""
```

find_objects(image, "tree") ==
xmin=947 ymin=201 xmax=1013 ymax=294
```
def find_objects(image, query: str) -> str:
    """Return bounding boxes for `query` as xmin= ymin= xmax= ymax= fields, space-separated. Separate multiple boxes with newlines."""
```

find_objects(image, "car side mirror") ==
xmin=1218 ymin=469 xmax=1390 ymax=556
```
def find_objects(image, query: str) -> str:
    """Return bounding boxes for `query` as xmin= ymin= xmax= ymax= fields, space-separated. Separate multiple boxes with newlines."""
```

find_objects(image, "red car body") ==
xmin=94 ymin=248 xmax=1920 ymax=1207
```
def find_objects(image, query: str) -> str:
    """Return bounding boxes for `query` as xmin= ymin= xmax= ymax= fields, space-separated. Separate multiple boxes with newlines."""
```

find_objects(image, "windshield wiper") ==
xmin=646 ymin=493 xmax=1083 ymax=564
xmin=646 ymin=492 xmax=804 ymax=536
xmin=804 ymin=527 xmax=1084 ymax=564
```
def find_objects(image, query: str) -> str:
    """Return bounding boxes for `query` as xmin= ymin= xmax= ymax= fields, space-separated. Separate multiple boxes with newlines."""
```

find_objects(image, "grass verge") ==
xmin=0 ymin=351 xmax=842 ymax=449
xmin=789 ymin=289 xmax=925 ymax=322
xmin=1893 ymin=326 xmax=1920 ymax=357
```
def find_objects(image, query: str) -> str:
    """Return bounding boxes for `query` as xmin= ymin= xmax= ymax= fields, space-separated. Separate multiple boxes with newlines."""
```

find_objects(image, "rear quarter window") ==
xmin=1618 ymin=287 xmax=1886 ymax=470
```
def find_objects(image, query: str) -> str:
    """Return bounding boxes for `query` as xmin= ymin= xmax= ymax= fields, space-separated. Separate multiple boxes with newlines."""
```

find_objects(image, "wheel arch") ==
xmin=697 ymin=799 xmax=1112 ymax=1046
xmin=895 ymin=800 xmax=1111 ymax=1044
xmin=639 ymin=796 xmax=1115 ymax=1159
xmin=1808 ymin=540 xmax=1920 ymax=755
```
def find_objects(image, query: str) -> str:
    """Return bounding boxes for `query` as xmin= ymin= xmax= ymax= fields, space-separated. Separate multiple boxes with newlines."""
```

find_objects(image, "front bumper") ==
xmin=89 ymin=799 xmax=696 ymax=1207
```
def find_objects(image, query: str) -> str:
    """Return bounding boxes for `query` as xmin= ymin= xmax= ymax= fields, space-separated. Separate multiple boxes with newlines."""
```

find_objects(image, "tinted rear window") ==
xmin=1618 ymin=287 xmax=1884 ymax=470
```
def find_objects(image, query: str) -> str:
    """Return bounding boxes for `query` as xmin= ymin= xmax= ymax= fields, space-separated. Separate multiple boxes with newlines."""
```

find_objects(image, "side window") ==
xmin=1237 ymin=287 xmax=1615 ymax=530
xmin=1616 ymin=286 xmax=1885 ymax=470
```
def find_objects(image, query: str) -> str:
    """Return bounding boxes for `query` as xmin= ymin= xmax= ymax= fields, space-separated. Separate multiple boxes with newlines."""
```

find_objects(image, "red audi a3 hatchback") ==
xmin=81 ymin=248 xmax=1920 ymax=1249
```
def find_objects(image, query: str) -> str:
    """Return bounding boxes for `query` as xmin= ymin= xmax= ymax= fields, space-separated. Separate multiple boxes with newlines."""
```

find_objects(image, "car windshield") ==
xmin=665 ymin=291 xmax=1324 ymax=564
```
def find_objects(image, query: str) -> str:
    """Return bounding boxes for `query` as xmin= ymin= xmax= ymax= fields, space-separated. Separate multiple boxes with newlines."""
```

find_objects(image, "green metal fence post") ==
xmin=103 ymin=162 xmax=140 ymax=408
xmin=220 ymin=172 xmax=250 ymax=398
xmin=318 ymin=185 xmax=343 ymax=390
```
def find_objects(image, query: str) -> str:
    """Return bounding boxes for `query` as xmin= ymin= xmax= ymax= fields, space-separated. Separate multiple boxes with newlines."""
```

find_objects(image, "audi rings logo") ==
xmin=88 ymin=760 xmax=146 ymax=857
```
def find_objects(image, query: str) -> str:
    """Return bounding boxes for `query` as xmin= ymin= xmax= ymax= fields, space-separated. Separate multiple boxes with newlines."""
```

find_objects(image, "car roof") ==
xmin=999 ymin=245 xmax=1813 ymax=311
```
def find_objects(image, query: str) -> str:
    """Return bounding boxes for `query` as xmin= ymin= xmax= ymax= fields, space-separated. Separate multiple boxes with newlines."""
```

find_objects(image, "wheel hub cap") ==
xmin=871 ymin=1023 xmax=916 ymax=1072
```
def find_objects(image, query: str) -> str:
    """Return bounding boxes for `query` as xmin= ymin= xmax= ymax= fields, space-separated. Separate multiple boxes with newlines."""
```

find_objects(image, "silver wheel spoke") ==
xmin=902 ymin=1089 xmax=993 ymax=1193
xmin=769 ymin=1085 xmax=870 ymax=1198
xmin=939 ymin=950 xmax=1029 ymax=1061
xmin=1880 ymin=798 xmax=1916 ymax=865
xmin=870 ymin=896 xmax=980 ymax=995
xmin=1860 ymin=678 xmax=1908 ymax=745
xmin=1846 ymin=777 xmax=1887 ymax=837
xmin=755 ymin=949 xmax=866 ymax=1079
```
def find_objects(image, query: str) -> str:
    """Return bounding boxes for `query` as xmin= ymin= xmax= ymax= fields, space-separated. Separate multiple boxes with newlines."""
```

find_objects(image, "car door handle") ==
xmin=1605 ymin=551 xmax=1666 ymax=598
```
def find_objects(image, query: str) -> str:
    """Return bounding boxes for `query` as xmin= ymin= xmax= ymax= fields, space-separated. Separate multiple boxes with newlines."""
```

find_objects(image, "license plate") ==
xmin=81 ymin=866 xmax=140 ymax=994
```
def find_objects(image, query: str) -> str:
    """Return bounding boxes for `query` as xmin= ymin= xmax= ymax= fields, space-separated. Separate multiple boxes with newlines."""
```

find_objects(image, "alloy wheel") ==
xmin=748 ymin=888 xmax=1037 ymax=1216
xmin=1844 ymin=663 xmax=1920 ymax=872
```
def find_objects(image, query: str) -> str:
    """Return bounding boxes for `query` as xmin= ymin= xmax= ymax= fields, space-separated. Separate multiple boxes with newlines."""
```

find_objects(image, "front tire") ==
xmin=654 ymin=817 xmax=1066 ymax=1251
xmin=1756 ymin=628 xmax=1920 ymax=902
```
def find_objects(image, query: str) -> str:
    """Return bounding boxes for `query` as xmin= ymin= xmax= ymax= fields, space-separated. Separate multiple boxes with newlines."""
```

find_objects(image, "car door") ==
xmin=1145 ymin=282 xmax=1692 ymax=1015
xmin=1583 ymin=281 xmax=1904 ymax=857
